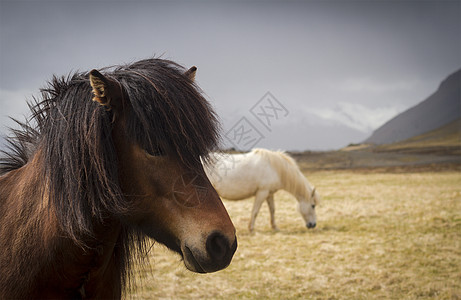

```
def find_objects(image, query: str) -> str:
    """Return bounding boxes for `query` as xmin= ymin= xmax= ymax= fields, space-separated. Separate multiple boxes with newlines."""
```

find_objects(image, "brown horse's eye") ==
xmin=311 ymin=205 xmax=315 ymax=209
xmin=146 ymin=147 xmax=165 ymax=157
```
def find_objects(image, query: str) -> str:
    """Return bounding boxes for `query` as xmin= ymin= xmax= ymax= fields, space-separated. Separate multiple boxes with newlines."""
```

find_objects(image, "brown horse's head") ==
xmin=89 ymin=62 xmax=236 ymax=273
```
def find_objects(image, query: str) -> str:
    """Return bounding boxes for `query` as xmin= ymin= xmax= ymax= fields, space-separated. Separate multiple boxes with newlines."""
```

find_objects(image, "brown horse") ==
xmin=0 ymin=59 xmax=237 ymax=299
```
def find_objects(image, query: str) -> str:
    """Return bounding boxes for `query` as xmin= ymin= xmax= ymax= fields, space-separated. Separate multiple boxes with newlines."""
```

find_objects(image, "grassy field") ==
xmin=129 ymin=170 xmax=461 ymax=299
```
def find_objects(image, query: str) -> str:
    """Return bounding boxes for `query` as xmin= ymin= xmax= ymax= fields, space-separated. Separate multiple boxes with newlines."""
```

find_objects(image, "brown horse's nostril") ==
xmin=206 ymin=231 xmax=230 ymax=261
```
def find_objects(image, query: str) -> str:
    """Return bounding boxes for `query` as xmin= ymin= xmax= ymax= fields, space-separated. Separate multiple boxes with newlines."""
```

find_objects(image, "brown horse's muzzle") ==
xmin=182 ymin=231 xmax=237 ymax=273
xmin=168 ymin=171 xmax=237 ymax=273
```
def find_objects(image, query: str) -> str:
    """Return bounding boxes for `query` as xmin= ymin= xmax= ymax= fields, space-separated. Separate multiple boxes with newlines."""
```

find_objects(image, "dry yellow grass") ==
xmin=129 ymin=171 xmax=461 ymax=299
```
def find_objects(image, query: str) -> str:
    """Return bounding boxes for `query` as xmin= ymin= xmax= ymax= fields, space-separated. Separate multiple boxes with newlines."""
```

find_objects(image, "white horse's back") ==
xmin=205 ymin=151 xmax=280 ymax=200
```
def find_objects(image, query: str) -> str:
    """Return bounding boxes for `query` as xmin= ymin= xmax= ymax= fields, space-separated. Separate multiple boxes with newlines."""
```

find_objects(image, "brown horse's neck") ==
xmin=77 ymin=219 xmax=123 ymax=299
xmin=42 ymin=218 xmax=123 ymax=299
xmin=0 ymin=149 xmax=124 ymax=299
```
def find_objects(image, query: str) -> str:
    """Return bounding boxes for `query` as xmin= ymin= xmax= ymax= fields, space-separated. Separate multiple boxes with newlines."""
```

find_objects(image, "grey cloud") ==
xmin=1 ymin=1 xmax=459 ymax=150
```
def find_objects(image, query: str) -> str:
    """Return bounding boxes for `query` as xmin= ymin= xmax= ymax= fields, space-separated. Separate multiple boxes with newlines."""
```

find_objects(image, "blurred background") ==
xmin=1 ymin=0 xmax=460 ymax=151
xmin=1 ymin=2 xmax=460 ymax=298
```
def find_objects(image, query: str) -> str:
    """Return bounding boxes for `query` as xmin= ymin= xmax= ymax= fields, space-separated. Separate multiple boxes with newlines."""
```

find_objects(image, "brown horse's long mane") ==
xmin=0 ymin=58 xmax=220 ymax=292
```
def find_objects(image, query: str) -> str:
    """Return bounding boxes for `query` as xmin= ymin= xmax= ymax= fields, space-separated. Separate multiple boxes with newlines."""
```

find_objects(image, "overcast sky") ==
xmin=1 ymin=0 xmax=460 ymax=150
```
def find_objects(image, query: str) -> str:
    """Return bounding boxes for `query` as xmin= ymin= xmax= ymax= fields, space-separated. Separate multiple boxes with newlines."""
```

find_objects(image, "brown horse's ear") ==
xmin=89 ymin=69 xmax=121 ymax=110
xmin=184 ymin=66 xmax=197 ymax=81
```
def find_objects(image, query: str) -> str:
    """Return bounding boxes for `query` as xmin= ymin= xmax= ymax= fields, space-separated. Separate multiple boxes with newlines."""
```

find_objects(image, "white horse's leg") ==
xmin=266 ymin=193 xmax=279 ymax=231
xmin=249 ymin=189 xmax=269 ymax=232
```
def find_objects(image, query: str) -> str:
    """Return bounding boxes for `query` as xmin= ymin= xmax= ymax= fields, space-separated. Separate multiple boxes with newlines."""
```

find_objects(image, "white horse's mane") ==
xmin=251 ymin=148 xmax=318 ymax=204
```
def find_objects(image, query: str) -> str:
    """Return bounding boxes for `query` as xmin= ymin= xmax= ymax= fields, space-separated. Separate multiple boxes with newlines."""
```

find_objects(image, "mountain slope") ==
xmin=365 ymin=69 xmax=461 ymax=144
xmin=373 ymin=118 xmax=461 ymax=155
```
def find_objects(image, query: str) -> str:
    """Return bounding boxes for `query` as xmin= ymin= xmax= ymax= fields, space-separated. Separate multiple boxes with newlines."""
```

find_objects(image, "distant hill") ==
xmin=292 ymin=118 xmax=461 ymax=172
xmin=372 ymin=118 xmax=461 ymax=155
xmin=365 ymin=69 xmax=461 ymax=144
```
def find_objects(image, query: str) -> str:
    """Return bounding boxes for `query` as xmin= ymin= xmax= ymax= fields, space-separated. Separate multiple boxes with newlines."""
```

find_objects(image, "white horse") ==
xmin=204 ymin=148 xmax=320 ymax=232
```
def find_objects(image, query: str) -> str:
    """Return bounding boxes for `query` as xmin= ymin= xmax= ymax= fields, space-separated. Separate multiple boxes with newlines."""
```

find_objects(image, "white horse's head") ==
xmin=298 ymin=187 xmax=319 ymax=229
